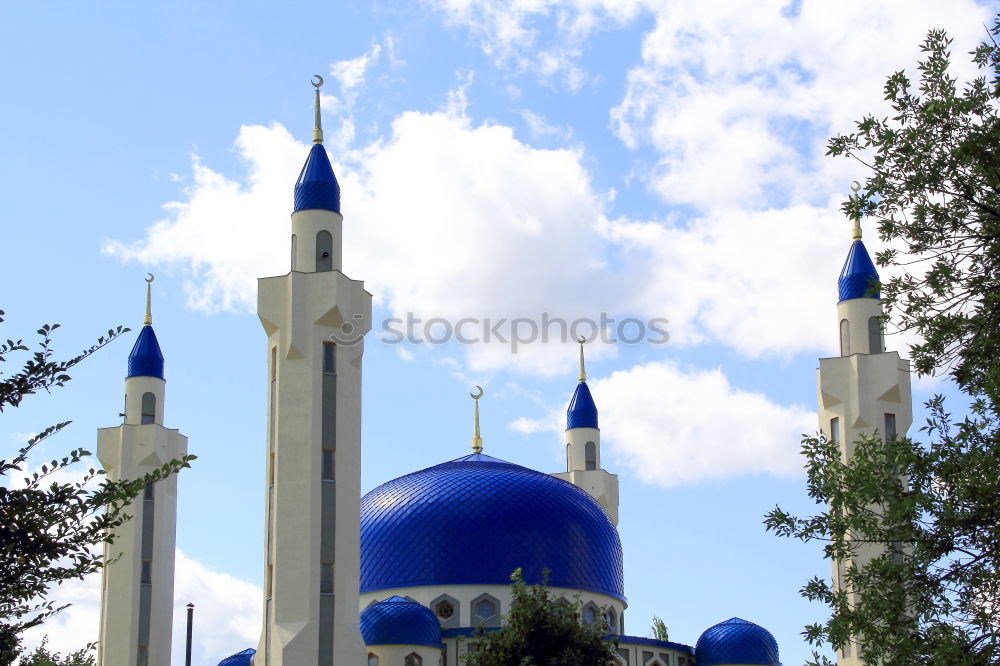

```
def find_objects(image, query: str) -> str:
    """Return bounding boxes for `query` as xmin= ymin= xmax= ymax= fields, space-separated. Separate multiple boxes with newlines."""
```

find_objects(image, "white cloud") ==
xmin=18 ymin=551 xmax=260 ymax=664
xmin=330 ymin=43 xmax=382 ymax=94
xmin=516 ymin=359 xmax=816 ymax=486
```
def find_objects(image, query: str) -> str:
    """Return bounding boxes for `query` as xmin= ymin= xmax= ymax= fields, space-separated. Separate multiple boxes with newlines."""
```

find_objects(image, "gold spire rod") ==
xmin=578 ymin=335 xmax=587 ymax=382
xmin=470 ymin=385 xmax=484 ymax=453
xmin=144 ymin=273 xmax=154 ymax=326
xmin=311 ymin=74 xmax=324 ymax=144
xmin=851 ymin=180 xmax=863 ymax=241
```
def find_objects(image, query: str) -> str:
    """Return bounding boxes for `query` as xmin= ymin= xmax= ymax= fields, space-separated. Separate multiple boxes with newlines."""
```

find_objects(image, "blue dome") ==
xmin=360 ymin=596 xmax=442 ymax=647
xmin=567 ymin=381 xmax=598 ymax=429
xmin=838 ymin=240 xmax=880 ymax=301
xmin=127 ymin=325 xmax=164 ymax=379
xmin=696 ymin=618 xmax=780 ymax=666
xmin=217 ymin=648 xmax=255 ymax=666
xmin=294 ymin=143 xmax=341 ymax=214
xmin=360 ymin=453 xmax=624 ymax=600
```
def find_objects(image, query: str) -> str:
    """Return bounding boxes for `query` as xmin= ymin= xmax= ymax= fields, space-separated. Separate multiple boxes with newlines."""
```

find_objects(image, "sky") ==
xmin=0 ymin=1 xmax=994 ymax=664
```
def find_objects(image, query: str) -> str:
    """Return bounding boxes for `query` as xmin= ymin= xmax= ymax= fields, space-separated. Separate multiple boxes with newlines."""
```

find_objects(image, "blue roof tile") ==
xmin=293 ymin=143 xmax=341 ymax=213
xmin=360 ymin=596 xmax=442 ymax=647
xmin=838 ymin=240 xmax=880 ymax=301
xmin=360 ymin=453 xmax=624 ymax=600
xmin=126 ymin=325 xmax=164 ymax=379
xmin=217 ymin=648 xmax=255 ymax=666
xmin=567 ymin=381 xmax=598 ymax=429
xmin=696 ymin=617 xmax=780 ymax=666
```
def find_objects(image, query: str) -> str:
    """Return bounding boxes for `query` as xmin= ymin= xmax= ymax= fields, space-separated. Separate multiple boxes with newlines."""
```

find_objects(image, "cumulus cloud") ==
xmin=515 ymin=359 xmax=816 ymax=486
xmin=18 ymin=551 xmax=261 ymax=663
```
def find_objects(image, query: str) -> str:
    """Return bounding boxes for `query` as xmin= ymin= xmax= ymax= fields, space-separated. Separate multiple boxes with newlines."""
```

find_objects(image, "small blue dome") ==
xmin=360 ymin=596 xmax=442 ymax=647
xmin=294 ymin=143 xmax=341 ymax=214
xmin=217 ymin=648 xmax=255 ymax=666
xmin=360 ymin=453 xmax=624 ymax=600
xmin=567 ymin=381 xmax=598 ymax=429
xmin=696 ymin=617 xmax=780 ymax=666
xmin=127 ymin=325 xmax=164 ymax=379
xmin=838 ymin=240 xmax=880 ymax=301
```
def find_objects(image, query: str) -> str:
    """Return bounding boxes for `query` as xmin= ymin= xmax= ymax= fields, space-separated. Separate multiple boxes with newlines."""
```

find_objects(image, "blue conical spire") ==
xmin=838 ymin=239 xmax=880 ymax=301
xmin=293 ymin=143 xmax=341 ymax=214
xmin=293 ymin=76 xmax=341 ymax=214
xmin=567 ymin=339 xmax=598 ymax=429
xmin=127 ymin=277 xmax=164 ymax=379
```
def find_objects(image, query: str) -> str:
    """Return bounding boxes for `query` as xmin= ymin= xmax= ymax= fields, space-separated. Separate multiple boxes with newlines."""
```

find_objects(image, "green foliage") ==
xmin=767 ymin=17 xmax=1000 ymax=665
xmin=650 ymin=616 xmax=669 ymax=642
xmin=828 ymin=17 xmax=1000 ymax=398
xmin=15 ymin=637 xmax=94 ymax=666
xmin=464 ymin=569 xmax=617 ymax=666
xmin=0 ymin=311 xmax=195 ymax=664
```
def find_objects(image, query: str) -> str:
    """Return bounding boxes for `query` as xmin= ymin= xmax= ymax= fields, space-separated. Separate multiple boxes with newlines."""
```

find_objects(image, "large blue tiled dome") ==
xmin=360 ymin=453 xmax=624 ymax=600
xmin=127 ymin=325 xmax=164 ymax=379
xmin=696 ymin=617 xmax=780 ymax=665
xmin=217 ymin=648 xmax=255 ymax=666
xmin=838 ymin=239 xmax=880 ymax=302
xmin=360 ymin=596 xmax=442 ymax=647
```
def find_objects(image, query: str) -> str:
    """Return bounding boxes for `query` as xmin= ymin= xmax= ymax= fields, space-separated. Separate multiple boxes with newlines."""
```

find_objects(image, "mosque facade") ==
xmin=96 ymin=80 xmax=908 ymax=666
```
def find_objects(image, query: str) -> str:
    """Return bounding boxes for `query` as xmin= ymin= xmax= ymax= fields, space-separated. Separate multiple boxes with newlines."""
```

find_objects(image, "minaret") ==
xmin=97 ymin=276 xmax=188 ymax=666
xmin=553 ymin=338 xmax=619 ymax=525
xmin=256 ymin=76 xmax=371 ymax=666
xmin=816 ymin=207 xmax=912 ymax=665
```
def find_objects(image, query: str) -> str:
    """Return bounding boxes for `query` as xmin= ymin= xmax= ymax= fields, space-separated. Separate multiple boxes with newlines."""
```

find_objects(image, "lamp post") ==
xmin=185 ymin=603 xmax=194 ymax=666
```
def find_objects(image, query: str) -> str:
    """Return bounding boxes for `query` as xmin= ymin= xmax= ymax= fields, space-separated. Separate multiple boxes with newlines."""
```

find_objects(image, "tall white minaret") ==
xmin=256 ymin=76 xmax=371 ymax=666
xmin=816 ymin=212 xmax=913 ymax=666
xmin=553 ymin=339 xmax=619 ymax=525
xmin=97 ymin=276 xmax=188 ymax=666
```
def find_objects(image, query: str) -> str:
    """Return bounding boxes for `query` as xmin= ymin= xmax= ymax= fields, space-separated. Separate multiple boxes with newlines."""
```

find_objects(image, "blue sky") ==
xmin=1 ymin=1 xmax=992 ymax=663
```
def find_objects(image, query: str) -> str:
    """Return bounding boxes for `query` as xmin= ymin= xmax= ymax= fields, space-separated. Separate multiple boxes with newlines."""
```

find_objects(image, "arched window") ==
xmin=839 ymin=319 xmax=851 ymax=356
xmin=585 ymin=441 xmax=597 ymax=471
xmin=367 ymin=653 xmax=378 ymax=666
xmin=868 ymin=316 xmax=883 ymax=354
xmin=290 ymin=234 xmax=297 ymax=270
xmin=141 ymin=392 xmax=156 ymax=425
xmin=566 ymin=443 xmax=571 ymax=472
xmin=316 ymin=230 xmax=333 ymax=272
xmin=404 ymin=653 xmax=422 ymax=666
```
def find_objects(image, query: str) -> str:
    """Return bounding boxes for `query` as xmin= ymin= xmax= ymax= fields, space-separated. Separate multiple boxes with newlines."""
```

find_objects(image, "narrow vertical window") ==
xmin=320 ymin=561 xmax=334 ymax=594
xmin=830 ymin=417 xmax=840 ymax=444
xmin=322 ymin=449 xmax=335 ymax=480
xmin=585 ymin=441 xmax=597 ymax=471
xmin=566 ymin=444 xmax=571 ymax=472
xmin=266 ymin=564 xmax=273 ymax=599
xmin=868 ymin=316 xmax=883 ymax=354
xmin=367 ymin=655 xmax=379 ymax=666
xmin=404 ymin=653 xmax=423 ymax=666
xmin=290 ymin=233 xmax=297 ymax=270
xmin=839 ymin=319 xmax=851 ymax=356
xmin=316 ymin=230 xmax=333 ymax=272
xmin=140 ymin=560 xmax=152 ymax=585
xmin=137 ymin=645 xmax=149 ymax=666
xmin=269 ymin=346 xmax=277 ymax=448
xmin=323 ymin=342 xmax=336 ymax=374
xmin=141 ymin=392 xmax=156 ymax=425
xmin=143 ymin=483 xmax=154 ymax=501
xmin=884 ymin=413 xmax=897 ymax=441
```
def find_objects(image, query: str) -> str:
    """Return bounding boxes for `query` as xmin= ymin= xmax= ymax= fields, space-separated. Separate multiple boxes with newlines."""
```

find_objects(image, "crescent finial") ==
xmin=470 ymin=385 xmax=484 ymax=400
xmin=145 ymin=273 xmax=155 ymax=284
xmin=850 ymin=182 xmax=863 ymax=241
xmin=577 ymin=335 xmax=586 ymax=344
xmin=311 ymin=74 xmax=324 ymax=89
xmin=851 ymin=180 xmax=862 ymax=194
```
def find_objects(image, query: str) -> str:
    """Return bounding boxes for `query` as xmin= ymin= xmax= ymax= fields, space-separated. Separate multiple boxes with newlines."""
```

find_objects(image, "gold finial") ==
xmin=470 ymin=385 xmax=484 ymax=453
xmin=851 ymin=181 xmax=863 ymax=241
xmin=577 ymin=335 xmax=587 ymax=382
xmin=311 ymin=74 xmax=324 ymax=144
xmin=144 ymin=274 xmax=154 ymax=326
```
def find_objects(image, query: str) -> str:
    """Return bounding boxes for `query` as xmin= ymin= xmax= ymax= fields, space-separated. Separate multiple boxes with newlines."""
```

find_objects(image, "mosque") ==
xmin=94 ymin=79 xmax=910 ymax=666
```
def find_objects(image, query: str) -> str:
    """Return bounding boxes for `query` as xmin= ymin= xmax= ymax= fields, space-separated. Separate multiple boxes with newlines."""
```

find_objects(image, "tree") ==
xmin=464 ymin=569 xmax=617 ymax=666
xmin=15 ymin=637 xmax=94 ymax=666
xmin=828 ymin=17 xmax=1000 ymax=399
xmin=766 ymin=17 xmax=1000 ymax=666
xmin=0 ymin=312 xmax=193 ymax=663
xmin=650 ymin=616 xmax=669 ymax=642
